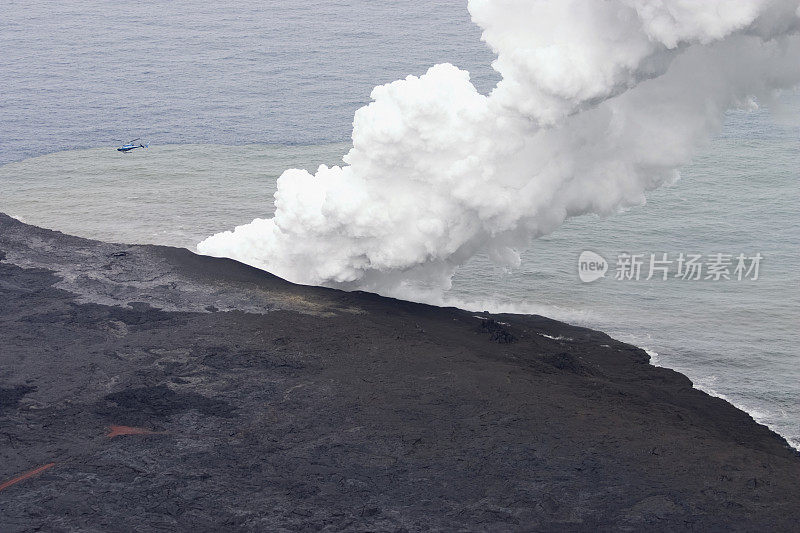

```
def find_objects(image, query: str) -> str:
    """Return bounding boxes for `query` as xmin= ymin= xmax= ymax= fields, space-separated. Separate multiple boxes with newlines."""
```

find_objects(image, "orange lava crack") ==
xmin=0 ymin=463 xmax=56 ymax=493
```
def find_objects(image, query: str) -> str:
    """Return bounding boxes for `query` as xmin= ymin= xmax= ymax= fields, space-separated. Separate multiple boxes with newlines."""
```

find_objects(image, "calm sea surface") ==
xmin=1 ymin=1 xmax=798 ymax=448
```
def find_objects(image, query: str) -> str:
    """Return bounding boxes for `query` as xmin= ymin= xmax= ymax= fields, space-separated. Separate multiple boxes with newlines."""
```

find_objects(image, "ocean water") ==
xmin=0 ymin=0 xmax=497 ymax=165
xmin=1 ymin=1 xmax=798 ymax=448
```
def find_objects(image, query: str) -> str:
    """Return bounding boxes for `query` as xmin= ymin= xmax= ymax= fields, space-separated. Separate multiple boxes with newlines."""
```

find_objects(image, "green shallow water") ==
xmin=0 ymin=143 xmax=349 ymax=248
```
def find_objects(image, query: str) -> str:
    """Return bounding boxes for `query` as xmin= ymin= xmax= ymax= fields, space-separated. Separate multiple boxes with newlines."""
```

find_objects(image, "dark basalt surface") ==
xmin=0 ymin=212 xmax=798 ymax=531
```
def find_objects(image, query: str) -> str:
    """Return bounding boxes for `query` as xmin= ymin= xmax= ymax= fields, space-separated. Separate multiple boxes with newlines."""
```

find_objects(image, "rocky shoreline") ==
xmin=1 ymin=212 xmax=798 ymax=531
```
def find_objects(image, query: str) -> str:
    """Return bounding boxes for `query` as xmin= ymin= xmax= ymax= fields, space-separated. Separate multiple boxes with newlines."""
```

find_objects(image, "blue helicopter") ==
xmin=116 ymin=138 xmax=149 ymax=152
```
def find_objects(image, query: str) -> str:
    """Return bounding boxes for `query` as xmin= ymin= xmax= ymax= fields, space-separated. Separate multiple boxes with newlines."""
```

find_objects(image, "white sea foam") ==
xmin=643 ymin=348 xmax=662 ymax=367
xmin=539 ymin=334 xmax=573 ymax=342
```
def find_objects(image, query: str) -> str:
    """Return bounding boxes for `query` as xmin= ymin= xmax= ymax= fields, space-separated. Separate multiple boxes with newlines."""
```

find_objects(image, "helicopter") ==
xmin=116 ymin=138 xmax=149 ymax=152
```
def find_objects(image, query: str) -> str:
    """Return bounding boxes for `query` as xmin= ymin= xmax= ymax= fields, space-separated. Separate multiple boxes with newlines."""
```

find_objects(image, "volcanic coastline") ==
xmin=0 ymin=212 xmax=798 ymax=531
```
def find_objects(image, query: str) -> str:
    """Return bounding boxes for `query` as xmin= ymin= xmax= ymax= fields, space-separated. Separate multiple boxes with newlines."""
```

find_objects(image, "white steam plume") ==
xmin=199 ymin=0 xmax=800 ymax=301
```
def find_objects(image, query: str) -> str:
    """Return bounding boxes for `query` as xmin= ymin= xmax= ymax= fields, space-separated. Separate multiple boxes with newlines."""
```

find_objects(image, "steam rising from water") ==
xmin=198 ymin=0 xmax=800 ymax=299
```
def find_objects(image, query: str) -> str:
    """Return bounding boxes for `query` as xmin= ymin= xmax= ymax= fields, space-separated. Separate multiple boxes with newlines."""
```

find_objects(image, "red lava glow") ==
xmin=0 ymin=463 xmax=56 ymax=493
xmin=0 ymin=426 xmax=166 ymax=493
xmin=106 ymin=425 xmax=164 ymax=438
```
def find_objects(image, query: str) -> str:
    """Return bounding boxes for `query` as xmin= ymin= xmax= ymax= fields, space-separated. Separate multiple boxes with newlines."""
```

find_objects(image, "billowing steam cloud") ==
xmin=199 ymin=0 xmax=800 ymax=300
